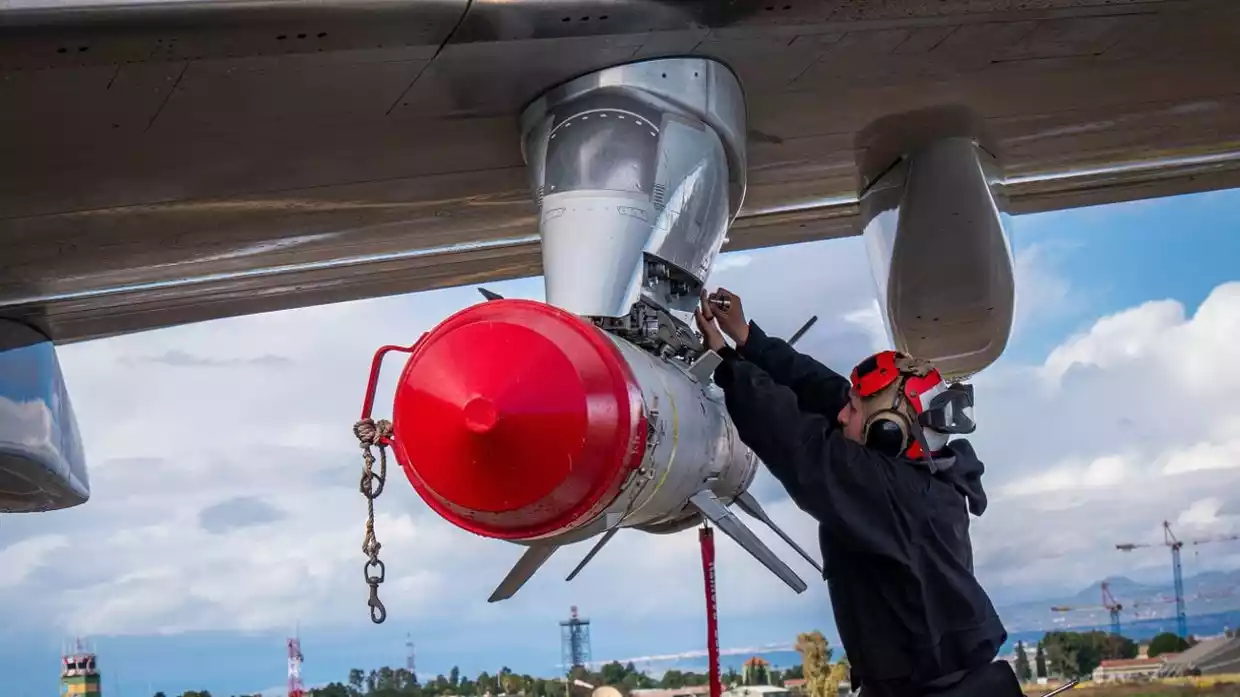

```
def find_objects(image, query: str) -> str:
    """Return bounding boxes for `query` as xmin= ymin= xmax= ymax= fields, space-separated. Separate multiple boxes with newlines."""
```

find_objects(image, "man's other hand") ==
xmin=708 ymin=287 xmax=750 ymax=346
xmin=695 ymin=291 xmax=727 ymax=352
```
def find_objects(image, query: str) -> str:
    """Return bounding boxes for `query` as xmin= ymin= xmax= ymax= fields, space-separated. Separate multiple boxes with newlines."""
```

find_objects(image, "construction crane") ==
xmin=1102 ymin=581 xmax=1123 ymax=635
xmin=1116 ymin=521 xmax=1240 ymax=639
xmin=1049 ymin=581 xmax=1126 ymax=635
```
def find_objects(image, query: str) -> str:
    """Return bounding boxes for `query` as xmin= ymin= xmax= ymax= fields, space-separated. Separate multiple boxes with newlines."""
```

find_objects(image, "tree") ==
xmin=825 ymin=661 xmax=849 ymax=696
xmin=310 ymin=683 xmax=352 ymax=697
xmin=1043 ymin=631 xmax=1106 ymax=678
xmin=1014 ymin=642 xmax=1032 ymax=682
xmin=661 ymin=670 xmax=687 ymax=689
xmin=600 ymin=662 xmax=628 ymax=687
xmin=155 ymin=692 xmax=168 ymax=697
xmin=1099 ymin=633 xmax=1138 ymax=661
xmin=1037 ymin=630 xmax=1133 ymax=679
xmin=1148 ymin=632 xmax=1191 ymax=657
xmin=1035 ymin=644 xmax=1047 ymax=679
xmin=348 ymin=669 xmax=365 ymax=697
xmin=796 ymin=631 xmax=833 ymax=697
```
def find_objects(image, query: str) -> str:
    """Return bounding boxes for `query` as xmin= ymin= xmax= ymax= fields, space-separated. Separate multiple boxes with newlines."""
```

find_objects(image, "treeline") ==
xmin=157 ymin=629 xmax=853 ymax=697
xmin=302 ymin=660 xmax=807 ymax=697
xmin=1012 ymin=630 xmax=1199 ymax=681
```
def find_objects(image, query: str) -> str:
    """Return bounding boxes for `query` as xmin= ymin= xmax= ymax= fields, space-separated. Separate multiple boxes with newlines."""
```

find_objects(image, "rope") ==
xmin=354 ymin=417 xmax=393 ymax=624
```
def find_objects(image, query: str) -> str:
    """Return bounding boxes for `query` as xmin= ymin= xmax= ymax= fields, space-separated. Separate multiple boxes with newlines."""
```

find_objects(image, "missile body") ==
xmin=392 ymin=296 xmax=754 ymax=542
xmin=388 ymin=298 xmax=814 ymax=600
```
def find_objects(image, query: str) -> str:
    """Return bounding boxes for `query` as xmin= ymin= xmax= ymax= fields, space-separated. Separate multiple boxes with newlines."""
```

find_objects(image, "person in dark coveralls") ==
xmin=694 ymin=288 xmax=1022 ymax=697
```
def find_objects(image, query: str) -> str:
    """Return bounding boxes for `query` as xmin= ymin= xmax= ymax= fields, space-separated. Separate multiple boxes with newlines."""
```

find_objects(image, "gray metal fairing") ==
xmin=0 ymin=320 xmax=89 ymax=511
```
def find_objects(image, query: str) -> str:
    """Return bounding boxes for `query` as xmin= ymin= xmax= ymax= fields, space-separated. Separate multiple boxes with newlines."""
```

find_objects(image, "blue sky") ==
xmin=1001 ymin=190 xmax=1240 ymax=362
xmin=2 ymin=188 xmax=1240 ymax=697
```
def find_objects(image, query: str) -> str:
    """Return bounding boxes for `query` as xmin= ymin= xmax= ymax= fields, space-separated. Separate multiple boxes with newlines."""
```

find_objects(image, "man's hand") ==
xmin=695 ymin=292 xmax=727 ymax=352
xmin=706 ymin=287 xmax=750 ymax=347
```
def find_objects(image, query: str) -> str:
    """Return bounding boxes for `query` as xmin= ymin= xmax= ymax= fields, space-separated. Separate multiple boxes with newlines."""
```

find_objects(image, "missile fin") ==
xmin=734 ymin=490 xmax=823 ymax=574
xmin=487 ymin=543 xmax=558 ymax=603
xmin=565 ymin=528 xmax=620 ymax=582
xmin=688 ymin=490 xmax=808 ymax=593
xmin=478 ymin=287 xmax=504 ymax=301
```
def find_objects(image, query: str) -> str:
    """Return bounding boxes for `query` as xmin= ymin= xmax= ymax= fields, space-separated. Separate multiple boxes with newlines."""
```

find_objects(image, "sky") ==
xmin=2 ymin=188 xmax=1240 ymax=697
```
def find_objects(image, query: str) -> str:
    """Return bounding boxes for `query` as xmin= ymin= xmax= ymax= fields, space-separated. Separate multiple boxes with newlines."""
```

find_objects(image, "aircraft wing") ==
xmin=2 ymin=0 xmax=1239 ymax=343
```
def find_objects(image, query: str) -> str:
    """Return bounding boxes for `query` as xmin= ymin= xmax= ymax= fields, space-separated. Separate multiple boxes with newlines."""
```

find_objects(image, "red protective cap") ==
xmin=391 ymin=299 xmax=647 ymax=540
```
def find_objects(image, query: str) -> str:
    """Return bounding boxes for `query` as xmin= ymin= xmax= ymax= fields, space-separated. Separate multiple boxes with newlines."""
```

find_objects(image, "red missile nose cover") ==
xmin=391 ymin=299 xmax=648 ymax=540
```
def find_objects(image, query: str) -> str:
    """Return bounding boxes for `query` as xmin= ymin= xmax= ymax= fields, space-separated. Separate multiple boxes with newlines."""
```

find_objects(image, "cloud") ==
xmin=3 ymin=220 xmax=1240 ymax=693
xmin=709 ymin=252 xmax=755 ymax=277
xmin=966 ymin=281 xmax=1240 ymax=599
xmin=0 ymin=533 xmax=69 ymax=589
xmin=121 ymin=350 xmax=294 ymax=369
xmin=1009 ymin=240 xmax=1075 ymax=339
xmin=198 ymin=496 xmax=287 ymax=534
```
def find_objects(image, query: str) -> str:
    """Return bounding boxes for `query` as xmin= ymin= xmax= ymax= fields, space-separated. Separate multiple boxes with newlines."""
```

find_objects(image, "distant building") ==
xmin=742 ymin=658 xmax=772 ymax=687
xmin=632 ymin=686 xmax=712 ymax=697
xmin=725 ymin=686 xmax=790 ymax=697
xmin=60 ymin=640 xmax=101 ymax=697
xmin=761 ymin=677 xmax=852 ymax=696
xmin=1092 ymin=657 xmax=1166 ymax=682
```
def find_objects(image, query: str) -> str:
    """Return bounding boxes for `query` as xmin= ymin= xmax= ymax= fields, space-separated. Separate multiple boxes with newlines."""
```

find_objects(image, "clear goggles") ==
xmin=917 ymin=382 xmax=976 ymax=435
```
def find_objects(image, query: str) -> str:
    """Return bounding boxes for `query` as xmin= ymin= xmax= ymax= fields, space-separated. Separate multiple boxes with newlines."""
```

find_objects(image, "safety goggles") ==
xmin=918 ymin=382 xmax=976 ymax=435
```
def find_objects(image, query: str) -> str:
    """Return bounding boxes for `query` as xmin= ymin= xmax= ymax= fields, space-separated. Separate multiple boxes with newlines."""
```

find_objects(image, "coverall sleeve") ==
xmin=738 ymin=321 xmax=851 ymax=418
xmin=714 ymin=355 xmax=906 ymax=555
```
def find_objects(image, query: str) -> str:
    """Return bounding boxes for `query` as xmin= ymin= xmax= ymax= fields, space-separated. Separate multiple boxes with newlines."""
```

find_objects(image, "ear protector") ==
xmin=864 ymin=409 xmax=913 ymax=458
xmin=860 ymin=379 xmax=920 ymax=458
xmin=850 ymin=351 xmax=953 ymax=459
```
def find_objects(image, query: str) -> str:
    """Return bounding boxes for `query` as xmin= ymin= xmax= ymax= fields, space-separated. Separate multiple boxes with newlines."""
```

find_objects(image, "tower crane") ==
xmin=1049 ymin=581 xmax=1126 ymax=635
xmin=1102 ymin=581 xmax=1123 ymax=635
xmin=1116 ymin=521 xmax=1240 ymax=639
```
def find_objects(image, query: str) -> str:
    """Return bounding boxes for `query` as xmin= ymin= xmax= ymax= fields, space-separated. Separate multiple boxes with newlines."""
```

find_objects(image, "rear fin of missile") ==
xmin=734 ymin=490 xmax=823 ymax=574
xmin=478 ymin=287 xmax=504 ymax=301
xmin=487 ymin=543 xmax=558 ymax=603
xmin=688 ymin=490 xmax=808 ymax=593
xmin=566 ymin=528 xmax=620 ymax=582
xmin=786 ymin=315 xmax=819 ymax=348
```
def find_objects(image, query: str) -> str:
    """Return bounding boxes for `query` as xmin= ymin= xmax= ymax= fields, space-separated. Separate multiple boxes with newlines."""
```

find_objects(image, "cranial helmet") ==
xmin=849 ymin=350 xmax=977 ymax=461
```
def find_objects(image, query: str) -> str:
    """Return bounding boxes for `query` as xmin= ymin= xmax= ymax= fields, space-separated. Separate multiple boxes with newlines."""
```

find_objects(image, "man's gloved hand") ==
xmin=706 ymin=287 xmax=750 ymax=347
xmin=694 ymin=290 xmax=727 ymax=352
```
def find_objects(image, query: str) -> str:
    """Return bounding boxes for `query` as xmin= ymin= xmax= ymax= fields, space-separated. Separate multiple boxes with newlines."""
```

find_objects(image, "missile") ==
xmin=358 ymin=57 xmax=819 ymax=605
xmin=382 ymin=297 xmax=821 ymax=602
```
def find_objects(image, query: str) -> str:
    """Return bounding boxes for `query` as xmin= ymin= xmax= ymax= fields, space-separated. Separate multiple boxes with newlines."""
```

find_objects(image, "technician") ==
xmin=694 ymin=288 xmax=1021 ymax=697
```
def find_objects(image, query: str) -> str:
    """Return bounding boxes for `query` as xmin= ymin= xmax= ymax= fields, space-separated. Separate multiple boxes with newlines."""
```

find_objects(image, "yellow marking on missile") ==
xmin=649 ymin=370 xmax=680 ymax=502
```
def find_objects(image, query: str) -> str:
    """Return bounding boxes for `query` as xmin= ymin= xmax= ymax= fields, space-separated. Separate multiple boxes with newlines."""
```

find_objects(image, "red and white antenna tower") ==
xmin=287 ymin=635 xmax=305 ymax=697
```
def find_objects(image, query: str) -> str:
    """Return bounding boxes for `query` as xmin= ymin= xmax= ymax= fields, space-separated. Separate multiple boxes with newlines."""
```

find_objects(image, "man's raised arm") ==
xmin=738 ymin=321 xmax=850 ymax=418
xmin=706 ymin=288 xmax=849 ymax=418
xmin=711 ymin=354 xmax=907 ymax=558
